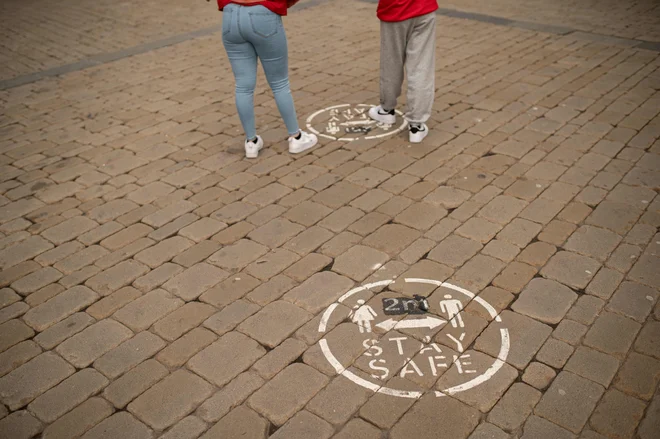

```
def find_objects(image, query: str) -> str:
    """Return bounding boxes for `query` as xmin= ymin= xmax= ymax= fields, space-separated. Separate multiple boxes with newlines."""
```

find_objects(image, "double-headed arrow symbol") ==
xmin=375 ymin=316 xmax=447 ymax=331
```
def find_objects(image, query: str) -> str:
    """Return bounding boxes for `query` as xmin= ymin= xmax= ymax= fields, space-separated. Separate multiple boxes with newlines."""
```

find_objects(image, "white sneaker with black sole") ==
xmin=368 ymin=105 xmax=396 ymax=125
xmin=289 ymin=130 xmax=318 ymax=154
xmin=245 ymin=135 xmax=264 ymax=159
xmin=408 ymin=123 xmax=428 ymax=143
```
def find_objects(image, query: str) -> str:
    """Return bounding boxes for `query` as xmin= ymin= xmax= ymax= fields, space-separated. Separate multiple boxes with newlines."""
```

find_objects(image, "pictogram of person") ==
xmin=440 ymin=294 xmax=464 ymax=328
xmin=350 ymin=299 xmax=378 ymax=333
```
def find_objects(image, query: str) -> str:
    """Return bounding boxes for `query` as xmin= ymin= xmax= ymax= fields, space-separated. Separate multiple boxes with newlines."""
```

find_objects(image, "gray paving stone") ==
xmin=197 ymin=371 xmax=264 ymax=423
xmin=590 ymin=389 xmax=646 ymax=439
xmin=27 ymin=368 xmax=108 ymax=423
xmin=390 ymin=394 xmax=480 ymax=439
xmin=161 ymin=263 xmax=228 ymax=301
xmin=522 ymin=362 xmax=556 ymax=390
xmin=56 ymin=319 xmax=133 ymax=368
xmin=10 ymin=266 xmax=63 ymax=296
xmin=93 ymin=331 xmax=166 ymax=379
xmin=34 ymin=312 xmax=95 ymax=350
xmin=613 ymin=352 xmax=660 ymax=401
xmin=0 ymin=410 xmax=43 ymax=439
xmin=468 ymin=423 xmax=510 ymax=439
xmin=564 ymin=225 xmax=621 ymax=261
xmin=284 ymin=271 xmax=354 ymax=314
xmin=269 ymin=410 xmax=334 ymax=439
xmin=478 ymin=195 xmax=527 ymax=225
xmin=585 ymin=201 xmax=641 ymax=234
xmin=237 ymin=300 xmax=311 ymax=348
xmin=128 ymin=369 xmax=213 ymax=430
xmin=629 ymin=253 xmax=660 ymax=289
xmin=634 ymin=320 xmax=660 ymax=359
xmin=159 ymin=416 xmax=207 ymax=439
xmin=0 ymin=341 xmax=41 ymax=378
xmin=583 ymin=311 xmax=641 ymax=357
xmin=488 ymin=382 xmax=541 ymax=432
xmin=81 ymin=412 xmax=152 ymax=439
xmin=23 ymin=285 xmax=98 ymax=331
xmin=585 ymin=267 xmax=623 ymax=300
xmin=0 ymin=319 xmax=34 ymax=353
xmin=565 ymin=295 xmax=604 ymax=325
xmin=188 ymin=332 xmax=266 ymax=387
xmin=534 ymin=371 xmax=604 ymax=434
xmin=564 ymin=346 xmax=620 ymax=387
xmin=512 ymin=278 xmax=577 ymax=324
xmin=540 ymin=251 xmax=601 ymax=290
xmin=156 ymin=327 xmax=216 ymax=368
xmin=248 ymin=363 xmax=329 ymax=426
xmin=333 ymin=418 xmax=382 ymax=439
xmin=200 ymin=405 xmax=267 ymax=439
xmin=332 ymin=245 xmax=389 ymax=281
xmin=475 ymin=310 xmax=552 ymax=370
xmin=606 ymin=281 xmax=658 ymax=322
xmin=103 ymin=359 xmax=169 ymax=408
xmin=85 ymin=260 xmax=149 ymax=296
xmin=536 ymin=338 xmax=574 ymax=368
xmin=520 ymin=415 xmax=575 ymax=439
xmin=113 ymin=289 xmax=183 ymax=332
xmin=638 ymin=390 xmax=660 ymax=439
xmin=428 ymin=234 xmax=483 ymax=268
xmin=0 ymin=352 xmax=74 ymax=410
xmin=306 ymin=375 xmax=372 ymax=425
xmin=437 ymin=349 xmax=518 ymax=412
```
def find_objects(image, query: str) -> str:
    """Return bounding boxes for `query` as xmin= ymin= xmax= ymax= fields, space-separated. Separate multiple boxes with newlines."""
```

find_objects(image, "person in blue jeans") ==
xmin=217 ymin=0 xmax=318 ymax=158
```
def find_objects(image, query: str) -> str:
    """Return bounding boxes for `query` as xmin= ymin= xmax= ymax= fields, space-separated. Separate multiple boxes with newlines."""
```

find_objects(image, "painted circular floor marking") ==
xmin=317 ymin=278 xmax=510 ymax=399
xmin=305 ymin=104 xmax=407 ymax=141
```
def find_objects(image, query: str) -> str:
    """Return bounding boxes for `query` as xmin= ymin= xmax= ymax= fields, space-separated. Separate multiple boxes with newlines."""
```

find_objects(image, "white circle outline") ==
xmin=305 ymin=104 xmax=408 ymax=141
xmin=317 ymin=278 xmax=510 ymax=399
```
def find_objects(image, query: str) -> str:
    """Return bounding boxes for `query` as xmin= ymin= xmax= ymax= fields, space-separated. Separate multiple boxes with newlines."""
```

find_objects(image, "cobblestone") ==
xmin=0 ymin=0 xmax=659 ymax=435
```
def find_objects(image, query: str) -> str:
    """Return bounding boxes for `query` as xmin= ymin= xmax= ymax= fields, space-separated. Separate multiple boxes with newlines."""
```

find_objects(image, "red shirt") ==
xmin=377 ymin=0 xmax=438 ymax=22
xmin=217 ymin=0 xmax=288 ymax=16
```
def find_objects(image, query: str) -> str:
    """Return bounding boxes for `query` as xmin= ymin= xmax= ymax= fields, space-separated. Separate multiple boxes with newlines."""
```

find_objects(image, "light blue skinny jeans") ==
xmin=222 ymin=4 xmax=300 ymax=140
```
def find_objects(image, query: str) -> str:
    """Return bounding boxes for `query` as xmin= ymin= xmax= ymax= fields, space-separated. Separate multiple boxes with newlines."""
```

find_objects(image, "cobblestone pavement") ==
xmin=1 ymin=0 xmax=660 ymax=438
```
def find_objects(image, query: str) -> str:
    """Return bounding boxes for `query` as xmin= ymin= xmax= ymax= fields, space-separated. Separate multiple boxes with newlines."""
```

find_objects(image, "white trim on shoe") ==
xmin=408 ymin=123 xmax=428 ymax=143
xmin=368 ymin=105 xmax=396 ymax=125
xmin=245 ymin=135 xmax=263 ymax=159
xmin=289 ymin=130 xmax=318 ymax=154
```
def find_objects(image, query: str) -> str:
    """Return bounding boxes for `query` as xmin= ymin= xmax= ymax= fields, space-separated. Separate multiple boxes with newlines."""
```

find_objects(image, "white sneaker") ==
xmin=244 ymin=135 xmax=263 ymax=159
xmin=409 ymin=123 xmax=429 ymax=143
xmin=368 ymin=105 xmax=396 ymax=125
xmin=289 ymin=131 xmax=318 ymax=154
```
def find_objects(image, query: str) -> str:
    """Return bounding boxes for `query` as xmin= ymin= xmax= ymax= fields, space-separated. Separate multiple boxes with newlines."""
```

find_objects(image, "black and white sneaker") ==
xmin=408 ymin=123 xmax=428 ymax=143
xmin=368 ymin=105 xmax=396 ymax=124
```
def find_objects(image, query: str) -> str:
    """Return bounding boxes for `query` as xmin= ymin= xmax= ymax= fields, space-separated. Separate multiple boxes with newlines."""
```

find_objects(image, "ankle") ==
xmin=293 ymin=131 xmax=302 ymax=140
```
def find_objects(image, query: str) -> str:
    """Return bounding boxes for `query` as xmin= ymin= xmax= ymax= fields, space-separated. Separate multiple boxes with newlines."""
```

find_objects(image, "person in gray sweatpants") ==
xmin=369 ymin=1 xmax=437 ymax=143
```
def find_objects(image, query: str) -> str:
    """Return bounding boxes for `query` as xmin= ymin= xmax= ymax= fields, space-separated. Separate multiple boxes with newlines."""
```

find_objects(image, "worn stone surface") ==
xmin=488 ymin=383 xmax=541 ymax=432
xmin=188 ymin=332 xmax=266 ymax=387
xmin=248 ymin=363 xmax=329 ymax=426
xmin=128 ymin=369 xmax=213 ymax=430
xmin=475 ymin=311 xmax=552 ymax=370
xmin=390 ymin=394 xmax=480 ymax=439
xmin=590 ymin=389 xmax=646 ymax=439
xmin=534 ymin=371 xmax=604 ymax=433
xmin=0 ymin=1 xmax=658 ymax=436
xmin=200 ymin=405 xmax=268 ymax=439
xmin=583 ymin=311 xmax=641 ymax=357
xmin=0 ymin=352 xmax=74 ymax=410
xmin=512 ymin=278 xmax=577 ymax=324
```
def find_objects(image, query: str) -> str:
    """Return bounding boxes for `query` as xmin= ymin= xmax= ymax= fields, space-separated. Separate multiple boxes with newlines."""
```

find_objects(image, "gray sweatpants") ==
xmin=380 ymin=12 xmax=436 ymax=124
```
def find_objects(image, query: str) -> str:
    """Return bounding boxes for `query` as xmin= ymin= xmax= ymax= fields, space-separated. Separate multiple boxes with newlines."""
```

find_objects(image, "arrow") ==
xmin=376 ymin=317 xmax=447 ymax=331
xmin=339 ymin=120 xmax=377 ymax=126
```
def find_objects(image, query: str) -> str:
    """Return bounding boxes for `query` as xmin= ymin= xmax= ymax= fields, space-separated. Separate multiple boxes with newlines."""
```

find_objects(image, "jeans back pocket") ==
xmin=248 ymin=12 xmax=280 ymax=38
